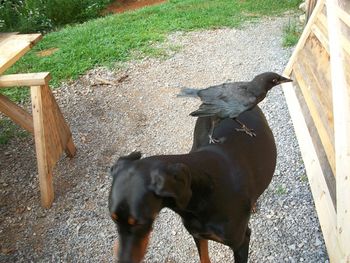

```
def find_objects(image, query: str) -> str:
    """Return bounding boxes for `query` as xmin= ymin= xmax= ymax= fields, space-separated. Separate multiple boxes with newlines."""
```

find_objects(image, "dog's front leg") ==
xmin=193 ymin=237 xmax=211 ymax=263
xmin=232 ymin=227 xmax=251 ymax=263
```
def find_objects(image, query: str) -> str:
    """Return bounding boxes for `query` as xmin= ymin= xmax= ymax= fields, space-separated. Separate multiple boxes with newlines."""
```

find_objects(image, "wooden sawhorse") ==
xmin=0 ymin=72 xmax=76 ymax=208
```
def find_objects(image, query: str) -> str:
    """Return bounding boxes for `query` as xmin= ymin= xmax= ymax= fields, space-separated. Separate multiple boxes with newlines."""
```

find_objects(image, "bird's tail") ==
xmin=176 ymin=87 xmax=199 ymax=98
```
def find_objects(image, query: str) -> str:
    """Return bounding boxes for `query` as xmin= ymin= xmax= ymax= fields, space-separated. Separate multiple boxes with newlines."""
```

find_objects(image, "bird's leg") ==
xmin=208 ymin=117 xmax=221 ymax=144
xmin=233 ymin=118 xmax=256 ymax=137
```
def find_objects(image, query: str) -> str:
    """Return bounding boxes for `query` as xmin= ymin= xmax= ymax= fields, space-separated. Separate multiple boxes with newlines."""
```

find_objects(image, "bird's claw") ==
xmin=209 ymin=135 xmax=221 ymax=144
xmin=235 ymin=126 xmax=256 ymax=137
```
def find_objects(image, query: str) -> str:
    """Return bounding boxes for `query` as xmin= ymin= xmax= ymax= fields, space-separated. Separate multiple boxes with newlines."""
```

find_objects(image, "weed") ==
xmin=275 ymin=185 xmax=287 ymax=195
xmin=0 ymin=118 xmax=29 ymax=145
xmin=300 ymin=174 xmax=308 ymax=182
xmin=283 ymin=19 xmax=302 ymax=47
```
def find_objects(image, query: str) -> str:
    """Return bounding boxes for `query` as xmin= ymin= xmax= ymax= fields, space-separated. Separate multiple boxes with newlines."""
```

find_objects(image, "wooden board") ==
xmin=0 ymin=72 xmax=51 ymax=87
xmin=0 ymin=33 xmax=42 ymax=74
xmin=0 ymin=94 xmax=34 ymax=133
xmin=0 ymin=32 xmax=19 ymax=42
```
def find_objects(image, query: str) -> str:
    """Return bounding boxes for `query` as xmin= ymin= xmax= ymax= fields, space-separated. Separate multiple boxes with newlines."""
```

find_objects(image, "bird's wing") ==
xmin=190 ymin=103 xmax=221 ymax=117
xmin=222 ymin=83 xmax=258 ymax=106
xmin=193 ymin=82 xmax=258 ymax=118
xmin=198 ymin=82 xmax=253 ymax=103
xmin=197 ymin=83 xmax=228 ymax=103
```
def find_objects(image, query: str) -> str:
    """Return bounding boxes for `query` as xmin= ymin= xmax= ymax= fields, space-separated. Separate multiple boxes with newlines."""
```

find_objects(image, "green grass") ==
xmin=275 ymin=185 xmax=287 ymax=195
xmin=0 ymin=118 xmax=29 ymax=145
xmin=283 ymin=19 xmax=302 ymax=47
xmin=2 ymin=0 xmax=301 ymax=102
xmin=300 ymin=174 xmax=308 ymax=182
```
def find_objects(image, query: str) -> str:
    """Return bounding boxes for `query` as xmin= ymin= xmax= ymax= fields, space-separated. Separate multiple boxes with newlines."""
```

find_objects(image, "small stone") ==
xmin=299 ymin=2 xmax=306 ymax=12
xmin=315 ymin=237 xmax=322 ymax=246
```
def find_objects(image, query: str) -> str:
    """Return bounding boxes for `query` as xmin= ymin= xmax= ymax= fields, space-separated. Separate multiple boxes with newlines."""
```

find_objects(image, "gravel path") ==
xmin=0 ymin=16 xmax=328 ymax=262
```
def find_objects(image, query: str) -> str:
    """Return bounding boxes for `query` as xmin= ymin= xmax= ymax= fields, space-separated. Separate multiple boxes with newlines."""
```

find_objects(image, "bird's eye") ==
xmin=272 ymin=79 xmax=278 ymax=83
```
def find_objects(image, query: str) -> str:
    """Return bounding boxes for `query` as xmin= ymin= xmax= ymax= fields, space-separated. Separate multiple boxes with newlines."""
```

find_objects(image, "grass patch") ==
xmin=300 ymin=174 xmax=308 ymax=182
xmin=275 ymin=185 xmax=287 ymax=195
xmin=283 ymin=19 xmax=302 ymax=47
xmin=2 ymin=0 xmax=301 ymax=102
xmin=0 ymin=118 xmax=29 ymax=145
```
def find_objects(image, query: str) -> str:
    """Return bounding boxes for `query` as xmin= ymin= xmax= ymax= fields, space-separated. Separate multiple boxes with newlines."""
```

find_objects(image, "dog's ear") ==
xmin=110 ymin=151 xmax=142 ymax=175
xmin=149 ymin=163 xmax=192 ymax=209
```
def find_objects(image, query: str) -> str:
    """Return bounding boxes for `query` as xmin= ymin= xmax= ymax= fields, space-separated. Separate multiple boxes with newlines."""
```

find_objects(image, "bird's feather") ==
xmin=177 ymin=87 xmax=199 ymax=98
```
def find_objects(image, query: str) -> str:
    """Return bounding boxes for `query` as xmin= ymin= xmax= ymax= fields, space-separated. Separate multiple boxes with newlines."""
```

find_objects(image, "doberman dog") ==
xmin=108 ymin=106 xmax=277 ymax=263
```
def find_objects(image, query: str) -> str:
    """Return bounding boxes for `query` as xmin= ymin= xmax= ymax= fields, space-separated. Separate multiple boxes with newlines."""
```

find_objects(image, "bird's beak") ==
xmin=278 ymin=77 xmax=293 ymax=84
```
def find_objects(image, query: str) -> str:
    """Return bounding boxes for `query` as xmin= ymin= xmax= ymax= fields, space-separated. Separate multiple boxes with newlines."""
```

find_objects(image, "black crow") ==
xmin=177 ymin=72 xmax=292 ymax=143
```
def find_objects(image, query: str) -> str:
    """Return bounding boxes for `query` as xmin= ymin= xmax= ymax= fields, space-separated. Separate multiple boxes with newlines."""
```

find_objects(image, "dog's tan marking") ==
xmin=128 ymin=217 xmax=136 ymax=225
xmin=111 ymin=213 xmax=118 ymax=221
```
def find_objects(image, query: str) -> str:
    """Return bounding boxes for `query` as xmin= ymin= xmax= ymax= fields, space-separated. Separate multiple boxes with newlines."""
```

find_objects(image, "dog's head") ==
xmin=108 ymin=152 xmax=192 ymax=263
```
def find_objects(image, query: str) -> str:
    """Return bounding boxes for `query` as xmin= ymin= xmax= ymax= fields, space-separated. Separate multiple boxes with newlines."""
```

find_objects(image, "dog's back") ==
xmin=191 ymin=106 xmax=277 ymax=202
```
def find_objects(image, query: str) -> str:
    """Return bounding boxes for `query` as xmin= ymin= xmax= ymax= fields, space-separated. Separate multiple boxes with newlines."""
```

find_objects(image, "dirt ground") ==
xmin=105 ymin=0 xmax=167 ymax=14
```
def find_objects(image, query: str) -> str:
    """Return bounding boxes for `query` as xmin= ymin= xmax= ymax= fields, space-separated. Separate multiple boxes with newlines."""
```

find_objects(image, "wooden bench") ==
xmin=0 ymin=72 xmax=76 ymax=208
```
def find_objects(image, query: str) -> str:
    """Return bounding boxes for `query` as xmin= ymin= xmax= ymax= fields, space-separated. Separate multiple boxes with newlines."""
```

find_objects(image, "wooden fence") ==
xmin=282 ymin=0 xmax=349 ymax=261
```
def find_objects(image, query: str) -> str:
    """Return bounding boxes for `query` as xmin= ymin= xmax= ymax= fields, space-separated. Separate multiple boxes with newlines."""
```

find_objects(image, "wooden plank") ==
xmin=31 ymin=85 xmax=54 ymax=208
xmin=0 ymin=94 xmax=34 ymax=133
xmin=318 ymin=11 xmax=329 ymax=30
xmin=39 ymin=84 xmax=65 ymax=169
xmin=318 ymin=8 xmax=350 ymax=55
xmin=293 ymin=80 xmax=336 ymax=207
xmin=65 ymin=137 xmax=76 ymax=157
xmin=336 ymin=5 xmax=350 ymax=27
xmin=311 ymin=23 xmax=330 ymax=53
xmin=285 ymin=0 xmax=325 ymax=75
xmin=47 ymin=86 xmax=76 ymax=158
xmin=282 ymin=81 xmax=342 ymax=262
xmin=293 ymin=63 xmax=336 ymax=174
xmin=300 ymin=36 xmax=334 ymax=136
xmin=326 ymin=0 xmax=350 ymax=261
xmin=306 ymin=0 xmax=318 ymax=21
xmin=299 ymin=38 xmax=333 ymax=114
xmin=340 ymin=33 xmax=350 ymax=56
xmin=0 ymin=72 xmax=51 ymax=87
xmin=0 ymin=33 xmax=42 ymax=74
xmin=345 ymin=52 xmax=350 ymax=91
xmin=0 ymin=32 xmax=19 ymax=43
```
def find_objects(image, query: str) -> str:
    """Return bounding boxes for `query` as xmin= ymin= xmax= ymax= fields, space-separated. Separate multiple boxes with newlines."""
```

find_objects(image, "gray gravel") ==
xmin=0 ymin=16 xmax=328 ymax=262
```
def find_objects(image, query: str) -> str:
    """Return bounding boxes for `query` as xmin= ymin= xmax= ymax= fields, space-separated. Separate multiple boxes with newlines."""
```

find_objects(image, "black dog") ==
xmin=109 ymin=106 xmax=277 ymax=263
